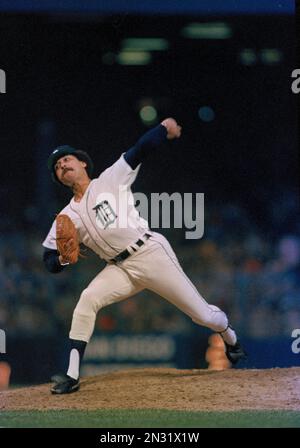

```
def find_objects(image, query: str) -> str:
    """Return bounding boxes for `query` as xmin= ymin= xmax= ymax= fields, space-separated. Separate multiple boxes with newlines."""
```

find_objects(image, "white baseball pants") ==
xmin=69 ymin=232 xmax=235 ymax=344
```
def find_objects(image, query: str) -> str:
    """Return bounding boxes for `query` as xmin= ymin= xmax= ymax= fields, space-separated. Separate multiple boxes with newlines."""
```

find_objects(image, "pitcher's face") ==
xmin=55 ymin=155 xmax=87 ymax=186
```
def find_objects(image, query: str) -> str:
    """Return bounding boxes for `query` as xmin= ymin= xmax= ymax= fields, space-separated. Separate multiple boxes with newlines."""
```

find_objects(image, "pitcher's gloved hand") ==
xmin=56 ymin=214 xmax=80 ymax=264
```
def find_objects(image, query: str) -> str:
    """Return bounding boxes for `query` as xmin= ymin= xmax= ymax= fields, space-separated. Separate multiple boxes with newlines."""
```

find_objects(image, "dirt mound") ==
xmin=1 ymin=367 xmax=300 ymax=412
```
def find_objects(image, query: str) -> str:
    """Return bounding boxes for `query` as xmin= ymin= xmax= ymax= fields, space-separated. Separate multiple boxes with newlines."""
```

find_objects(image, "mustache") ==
xmin=62 ymin=167 xmax=73 ymax=175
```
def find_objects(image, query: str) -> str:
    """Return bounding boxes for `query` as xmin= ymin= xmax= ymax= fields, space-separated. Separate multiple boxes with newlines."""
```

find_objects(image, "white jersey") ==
xmin=42 ymin=154 xmax=150 ymax=261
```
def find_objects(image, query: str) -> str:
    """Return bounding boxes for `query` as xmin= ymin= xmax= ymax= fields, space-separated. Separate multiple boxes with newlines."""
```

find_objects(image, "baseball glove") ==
xmin=56 ymin=214 xmax=80 ymax=264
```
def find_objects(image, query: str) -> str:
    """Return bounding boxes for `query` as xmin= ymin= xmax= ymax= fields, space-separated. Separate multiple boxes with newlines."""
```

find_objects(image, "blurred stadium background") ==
xmin=0 ymin=0 xmax=299 ymax=388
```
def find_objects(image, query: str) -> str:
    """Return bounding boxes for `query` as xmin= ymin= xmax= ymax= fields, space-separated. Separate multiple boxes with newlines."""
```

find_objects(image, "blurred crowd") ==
xmin=0 ymin=198 xmax=299 ymax=340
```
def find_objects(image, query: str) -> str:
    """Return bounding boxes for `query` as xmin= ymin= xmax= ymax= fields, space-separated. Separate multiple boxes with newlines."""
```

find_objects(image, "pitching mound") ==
xmin=1 ymin=367 xmax=300 ymax=412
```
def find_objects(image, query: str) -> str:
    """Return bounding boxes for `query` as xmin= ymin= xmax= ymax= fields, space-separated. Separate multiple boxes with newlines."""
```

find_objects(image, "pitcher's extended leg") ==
xmin=142 ymin=235 xmax=237 ymax=345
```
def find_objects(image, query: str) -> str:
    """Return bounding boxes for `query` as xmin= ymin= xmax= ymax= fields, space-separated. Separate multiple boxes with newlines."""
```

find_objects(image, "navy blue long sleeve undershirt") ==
xmin=124 ymin=124 xmax=167 ymax=169
xmin=43 ymin=249 xmax=65 ymax=273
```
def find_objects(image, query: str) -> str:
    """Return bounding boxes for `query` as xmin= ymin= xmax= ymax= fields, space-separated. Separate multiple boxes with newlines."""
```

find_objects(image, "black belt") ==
xmin=110 ymin=233 xmax=151 ymax=263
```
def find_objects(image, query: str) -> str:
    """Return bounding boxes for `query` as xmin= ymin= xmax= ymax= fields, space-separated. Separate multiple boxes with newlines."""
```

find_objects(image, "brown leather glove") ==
xmin=56 ymin=214 xmax=80 ymax=264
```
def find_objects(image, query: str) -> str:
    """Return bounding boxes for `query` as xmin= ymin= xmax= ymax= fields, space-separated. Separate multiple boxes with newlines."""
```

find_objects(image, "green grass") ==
xmin=0 ymin=410 xmax=299 ymax=428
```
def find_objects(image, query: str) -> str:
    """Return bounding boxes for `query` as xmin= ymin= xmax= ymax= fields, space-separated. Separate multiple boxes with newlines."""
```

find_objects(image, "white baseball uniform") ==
xmin=43 ymin=153 xmax=237 ymax=345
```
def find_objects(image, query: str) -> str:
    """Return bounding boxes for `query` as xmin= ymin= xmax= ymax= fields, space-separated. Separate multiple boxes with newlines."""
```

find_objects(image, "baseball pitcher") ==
xmin=43 ymin=118 xmax=246 ymax=394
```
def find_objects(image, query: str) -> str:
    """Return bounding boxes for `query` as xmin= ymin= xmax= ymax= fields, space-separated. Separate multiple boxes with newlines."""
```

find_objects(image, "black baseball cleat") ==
xmin=50 ymin=373 xmax=80 ymax=394
xmin=224 ymin=340 xmax=247 ymax=365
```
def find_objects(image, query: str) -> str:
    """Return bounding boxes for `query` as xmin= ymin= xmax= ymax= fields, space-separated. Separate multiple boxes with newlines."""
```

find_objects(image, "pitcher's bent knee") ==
xmin=69 ymin=288 xmax=107 ymax=342
xmin=76 ymin=286 xmax=108 ymax=315
xmin=75 ymin=288 xmax=95 ymax=314
xmin=69 ymin=309 xmax=95 ymax=342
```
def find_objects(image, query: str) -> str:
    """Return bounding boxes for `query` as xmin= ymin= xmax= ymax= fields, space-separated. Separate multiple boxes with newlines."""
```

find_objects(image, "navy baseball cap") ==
xmin=47 ymin=145 xmax=94 ymax=184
